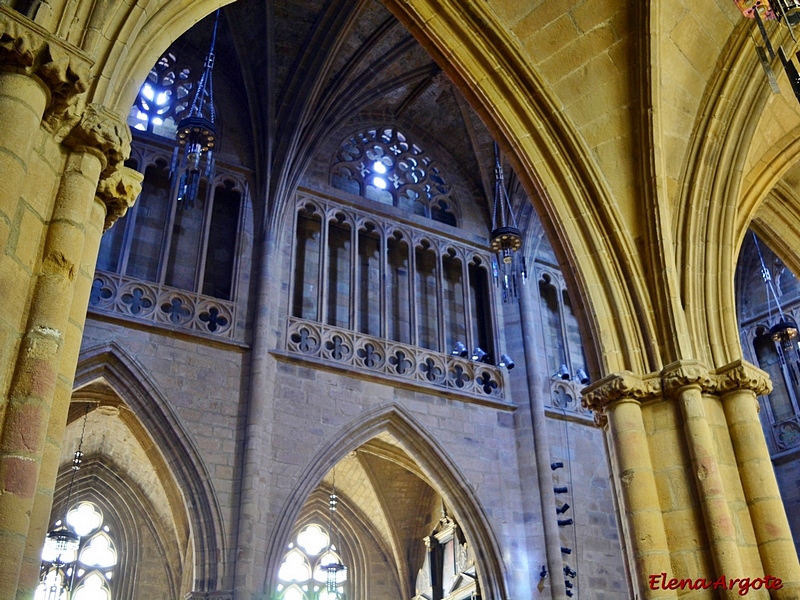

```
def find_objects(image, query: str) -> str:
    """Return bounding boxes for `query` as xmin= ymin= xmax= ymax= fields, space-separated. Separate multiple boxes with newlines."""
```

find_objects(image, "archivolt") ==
xmin=73 ymin=342 xmax=227 ymax=594
xmin=263 ymin=403 xmax=509 ymax=600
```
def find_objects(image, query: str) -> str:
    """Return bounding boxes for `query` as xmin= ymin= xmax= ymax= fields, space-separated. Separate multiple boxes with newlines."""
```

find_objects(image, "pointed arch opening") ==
xmin=264 ymin=404 xmax=508 ymax=600
xmin=70 ymin=343 xmax=227 ymax=595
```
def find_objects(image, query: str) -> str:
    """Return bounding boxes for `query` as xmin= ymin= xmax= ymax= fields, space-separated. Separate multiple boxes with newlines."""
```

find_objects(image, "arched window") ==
xmin=289 ymin=196 xmax=497 ymax=359
xmin=331 ymin=127 xmax=458 ymax=226
xmin=276 ymin=524 xmax=347 ymax=600
xmin=95 ymin=157 xmax=245 ymax=302
xmin=36 ymin=502 xmax=118 ymax=600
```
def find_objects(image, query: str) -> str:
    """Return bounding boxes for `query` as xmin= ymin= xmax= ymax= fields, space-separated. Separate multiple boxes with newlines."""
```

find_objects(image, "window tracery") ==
xmin=276 ymin=524 xmax=347 ymax=600
xmin=331 ymin=127 xmax=457 ymax=226
xmin=127 ymin=52 xmax=194 ymax=138
xmin=92 ymin=138 xmax=248 ymax=341
xmin=287 ymin=191 xmax=505 ymax=403
xmin=36 ymin=502 xmax=118 ymax=600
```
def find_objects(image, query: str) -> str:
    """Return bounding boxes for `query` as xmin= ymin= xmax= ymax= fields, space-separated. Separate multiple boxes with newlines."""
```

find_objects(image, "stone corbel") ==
xmin=64 ymin=103 xmax=132 ymax=174
xmin=0 ymin=6 xmax=92 ymax=130
xmin=96 ymin=166 xmax=143 ymax=231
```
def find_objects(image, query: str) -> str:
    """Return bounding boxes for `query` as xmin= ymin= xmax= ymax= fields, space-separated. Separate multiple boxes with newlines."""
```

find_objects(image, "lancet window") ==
xmin=96 ymin=141 xmax=245 ymax=302
xmin=536 ymin=269 xmax=590 ymax=414
xmin=331 ymin=127 xmax=458 ymax=226
xmin=290 ymin=193 xmax=495 ymax=357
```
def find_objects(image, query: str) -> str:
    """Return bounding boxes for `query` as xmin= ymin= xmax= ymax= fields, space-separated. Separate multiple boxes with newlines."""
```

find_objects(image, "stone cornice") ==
xmin=0 ymin=7 xmax=92 ymax=129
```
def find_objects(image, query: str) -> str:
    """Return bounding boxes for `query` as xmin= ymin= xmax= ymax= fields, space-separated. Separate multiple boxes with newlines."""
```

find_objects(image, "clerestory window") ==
xmin=127 ymin=52 xmax=194 ymax=138
xmin=290 ymin=194 xmax=495 ymax=359
xmin=331 ymin=127 xmax=458 ymax=226
xmin=96 ymin=144 xmax=244 ymax=302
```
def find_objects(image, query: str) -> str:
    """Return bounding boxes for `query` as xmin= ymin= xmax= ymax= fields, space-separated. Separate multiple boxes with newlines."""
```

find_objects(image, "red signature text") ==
xmin=648 ymin=573 xmax=782 ymax=595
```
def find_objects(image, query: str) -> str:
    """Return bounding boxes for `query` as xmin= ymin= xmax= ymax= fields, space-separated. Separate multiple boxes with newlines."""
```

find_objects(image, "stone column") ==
xmin=663 ymin=361 xmax=747 ymax=599
xmin=583 ymin=372 xmax=675 ymax=598
xmin=518 ymin=278 xmax=567 ymax=600
xmin=0 ymin=102 xmax=138 ymax=599
xmin=0 ymin=7 xmax=90 ymax=408
xmin=717 ymin=360 xmax=800 ymax=599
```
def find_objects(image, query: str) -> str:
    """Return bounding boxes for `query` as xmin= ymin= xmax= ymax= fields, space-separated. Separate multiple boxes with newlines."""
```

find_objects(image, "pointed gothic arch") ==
xmin=263 ymin=403 xmax=509 ymax=600
xmin=85 ymin=0 xmax=656 ymax=377
xmin=73 ymin=342 xmax=227 ymax=594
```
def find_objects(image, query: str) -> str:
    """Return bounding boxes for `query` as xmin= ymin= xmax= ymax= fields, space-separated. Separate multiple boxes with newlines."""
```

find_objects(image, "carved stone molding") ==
xmin=0 ymin=7 xmax=91 ymax=128
xmin=660 ymin=359 xmax=716 ymax=397
xmin=714 ymin=359 xmax=772 ymax=397
xmin=582 ymin=359 xmax=774 ymax=418
xmin=95 ymin=166 xmax=143 ymax=230
xmin=581 ymin=370 xmax=661 ymax=412
xmin=65 ymin=103 xmax=131 ymax=172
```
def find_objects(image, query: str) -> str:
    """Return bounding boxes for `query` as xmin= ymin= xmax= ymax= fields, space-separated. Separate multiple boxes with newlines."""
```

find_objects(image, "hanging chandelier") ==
xmin=171 ymin=10 xmax=220 ymax=208
xmin=752 ymin=232 xmax=800 ymax=379
xmin=733 ymin=0 xmax=800 ymax=103
xmin=490 ymin=142 xmax=526 ymax=302
xmin=321 ymin=476 xmax=346 ymax=598
xmin=36 ymin=407 xmax=89 ymax=600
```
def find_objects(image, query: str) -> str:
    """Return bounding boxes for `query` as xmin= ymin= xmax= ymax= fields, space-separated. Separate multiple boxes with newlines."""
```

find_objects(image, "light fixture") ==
xmin=556 ymin=503 xmax=571 ymax=515
xmin=752 ymin=232 xmax=800 ymax=382
xmin=498 ymin=353 xmax=515 ymax=370
xmin=734 ymin=1 xmax=800 ymax=103
xmin=556 ymin=364 xmax=570 ymax=380
xmin=171 ymin=10 xmax=220 ymax=208
xmin=451 ymin=342 xmax=468 ymax=357
xmin=575 ymin=368 xmax=589 ymax=385
xmin=471 ymin=347 xmax=488 ymax=362
xmin=557 ymin=518 xmax=574 ymax=526
xmin=551 ymin=462 xmax=564 ymax=470
xmin=554 ymin=486 xmax=569 ymax=494
xmin=321 ymin=471 xmax=346 ymax=597
xmin=37 ymin=406 xmax=89 ymax=600
xmin=489 ymin=142 xmax=527 ymax=302
xmin=561 ymin=546 xmax=572 ymax=554
xmin=564 ymin=565 xmax=577 ymax=579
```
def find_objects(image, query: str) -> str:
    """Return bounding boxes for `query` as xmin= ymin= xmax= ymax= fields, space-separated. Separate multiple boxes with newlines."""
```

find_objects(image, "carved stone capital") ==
xmin=0 ymin=7 xmax=91 ymax=129
xmin=96 ymin=166 xmax=143 ymax=231
xmin=581 ymin=370 xmax=661 ymax=412
xmin=714 ymin=359 xmax=772 ymax=397
xmin=65 ymin=103 xmax=131 ymax=172
xmin=660 ymin=359 xmax=716 ymax=397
